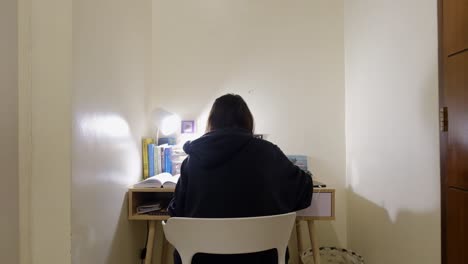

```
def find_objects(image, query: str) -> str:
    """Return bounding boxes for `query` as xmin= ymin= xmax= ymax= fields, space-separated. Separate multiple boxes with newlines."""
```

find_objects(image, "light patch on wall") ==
xmin=79 ymin=114 xmax=130 ymax=139
xmin=75 ymin=114 xmax=141 ymax=186
xmin=348 ymin=159 xmax=361 ymax=187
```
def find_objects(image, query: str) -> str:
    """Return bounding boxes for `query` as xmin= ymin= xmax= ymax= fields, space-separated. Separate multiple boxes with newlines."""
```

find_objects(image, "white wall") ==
xmin=17 ymin=1 xmax=441 ymax=263
xmin=345 ymin=1 xmax=440 ymax=263
xmin=71 ymin=0 xmax=152 ymax=263
xmin=151 ymin=0 xmax=347 ymax=253
xmin=27 ymin=0 xmax=73 ymax=263
xmin=0 ymin=0 xmax=19 ymax=262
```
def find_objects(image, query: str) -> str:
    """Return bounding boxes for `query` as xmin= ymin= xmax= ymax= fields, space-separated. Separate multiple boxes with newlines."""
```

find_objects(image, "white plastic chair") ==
xmin=162 ymin=212 xmax=296 ymax=264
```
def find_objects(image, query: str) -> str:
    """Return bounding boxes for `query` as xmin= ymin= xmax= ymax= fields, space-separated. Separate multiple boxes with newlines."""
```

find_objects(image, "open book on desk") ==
xmin=134 ymin=172 xmax=180 ymax=188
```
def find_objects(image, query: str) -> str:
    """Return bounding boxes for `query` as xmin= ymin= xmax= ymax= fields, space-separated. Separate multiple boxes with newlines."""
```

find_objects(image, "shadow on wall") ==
xmin=72 ymin=183 xmax=146 ymax=264
xmin=71 ymin=184 xmax=146 ymax=264
xmin=311 ymin=155 xmax=347 ymax=248
xmin=347 ymin=188 xmax=440 ymax=264
xmin=72 ymin=113 xmax=147 ymax=264
xmin=107 ymin=193 xmax=147 ymax=264
xmin=314 ymin=215 xmax=341 ymax=248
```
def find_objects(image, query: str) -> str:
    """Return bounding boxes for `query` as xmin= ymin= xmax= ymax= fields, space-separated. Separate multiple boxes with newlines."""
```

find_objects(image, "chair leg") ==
xmin=278 ymin=249 xmax=286 ymax=264
xmin=179 ymin=254 xmax=193 ymax=264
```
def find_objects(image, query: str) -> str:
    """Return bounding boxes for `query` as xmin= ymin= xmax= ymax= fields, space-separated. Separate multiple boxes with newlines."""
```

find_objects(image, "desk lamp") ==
xmin=152 ymin=108 xmax=181 ymax=145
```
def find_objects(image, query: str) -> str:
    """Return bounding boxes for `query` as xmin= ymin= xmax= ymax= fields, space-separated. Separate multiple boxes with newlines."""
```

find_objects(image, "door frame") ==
xmin=438 ymin=0 xmax=448 ymax=262
xmin=18 ymin=0 xmax=33 ymax=262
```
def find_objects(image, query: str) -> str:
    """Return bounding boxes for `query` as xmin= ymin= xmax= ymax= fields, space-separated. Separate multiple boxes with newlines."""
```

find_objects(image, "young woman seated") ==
xmin=169 ymin=94 xmax=313 ymax=264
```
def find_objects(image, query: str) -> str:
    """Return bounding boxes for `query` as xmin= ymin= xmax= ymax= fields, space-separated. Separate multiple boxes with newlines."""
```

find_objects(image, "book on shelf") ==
xmin=142 ymin=138 xmax=188 ymax=180
xmin=153 ymin=144 xmax=161 ymax=175
xmin=171 ymin=147 xmax=186 ymax=175
xmin=147 ymin=208 xmax=169 ymax=216
xmin=159 ymin=144 xmax=168 ymax=173
xmin=137 ymin=202 xmax=162 ymax=214
xmin=142 ymin=138 xmax=155 ymax=179
xmin=148 ymin=143 xmax=155 ymax=177
xmin=155 ymin=145 xmax=165 ymax=175
xmin=164 ymin=147 xmax=173 ymax=174
xmin=133 ymin=172 xmax=180 ymax=188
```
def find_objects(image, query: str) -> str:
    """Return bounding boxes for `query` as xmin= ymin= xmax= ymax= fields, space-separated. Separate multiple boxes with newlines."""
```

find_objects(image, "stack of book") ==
xmin=136 ymin=203 xmax=161 ymax=214
xmin=136 ymin=202 xmax=169 ymax=215
xmin=142 ymin=138 xmax=187 ymax=179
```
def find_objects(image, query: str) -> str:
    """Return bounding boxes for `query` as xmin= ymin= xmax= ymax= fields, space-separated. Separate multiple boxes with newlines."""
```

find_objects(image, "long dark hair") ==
xmin=206 ymin=94 xmax=254 ymax=134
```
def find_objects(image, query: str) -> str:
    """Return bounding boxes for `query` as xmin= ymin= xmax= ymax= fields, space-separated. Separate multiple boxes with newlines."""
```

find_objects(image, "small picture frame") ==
xmin=181 ymin=120 xmax=195 ymax=134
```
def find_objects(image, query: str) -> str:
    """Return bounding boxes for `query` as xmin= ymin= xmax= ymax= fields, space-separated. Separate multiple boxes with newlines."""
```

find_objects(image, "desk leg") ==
xmin=307 ymin=220 xmax=320 ymax=264
xmin=289 ymin=220 xmax=300 ymax=264
xmin=145 ymin=221 xmax=157 ymax=264
xmin=296 ymin=220 xmax=307 ymax=262
xmin=161 ymin=228 xmax=168 ymax=263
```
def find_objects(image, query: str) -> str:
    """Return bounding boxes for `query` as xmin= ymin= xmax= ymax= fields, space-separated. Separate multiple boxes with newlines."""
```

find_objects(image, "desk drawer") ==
xmin=297 ymin=189 xmax=335 ymax=220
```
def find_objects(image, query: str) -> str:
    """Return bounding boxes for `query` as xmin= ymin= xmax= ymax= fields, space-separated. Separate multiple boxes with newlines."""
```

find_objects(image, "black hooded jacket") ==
xmin=168 ymin=128 xmax=313 ymax=263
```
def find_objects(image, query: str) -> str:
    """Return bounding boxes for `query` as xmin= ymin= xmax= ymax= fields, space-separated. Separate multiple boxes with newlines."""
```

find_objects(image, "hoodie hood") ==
xmin=183 ymin=128 xmax=254 ymax=168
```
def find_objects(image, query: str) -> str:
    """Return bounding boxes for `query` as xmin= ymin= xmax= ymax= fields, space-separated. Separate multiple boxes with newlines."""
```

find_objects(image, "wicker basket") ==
xmin=301 ymin=247 xmax=365 ymax=264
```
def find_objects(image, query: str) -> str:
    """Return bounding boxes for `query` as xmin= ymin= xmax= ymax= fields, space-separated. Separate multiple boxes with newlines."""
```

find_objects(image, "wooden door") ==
xmin=440 ymin=0 xmax=468 ymax=263
xmin=446 ymin=188 xmax=468 ymax=263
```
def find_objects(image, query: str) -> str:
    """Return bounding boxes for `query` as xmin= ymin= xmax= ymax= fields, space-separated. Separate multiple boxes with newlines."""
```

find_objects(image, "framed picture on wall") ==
xmin=181 ymin=120 xmax=195 ymax=134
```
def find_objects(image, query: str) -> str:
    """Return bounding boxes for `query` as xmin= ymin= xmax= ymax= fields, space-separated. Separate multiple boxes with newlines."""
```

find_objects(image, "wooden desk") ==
xmin=128 ymin=187 xmax=335 ymax=264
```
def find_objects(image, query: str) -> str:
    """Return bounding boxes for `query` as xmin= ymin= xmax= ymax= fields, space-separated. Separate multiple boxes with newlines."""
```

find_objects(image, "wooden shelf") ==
xmin=128 ymin=188 xmax=174 ymax=220
xmin=129 ymin=214 xmax=170 ymax=221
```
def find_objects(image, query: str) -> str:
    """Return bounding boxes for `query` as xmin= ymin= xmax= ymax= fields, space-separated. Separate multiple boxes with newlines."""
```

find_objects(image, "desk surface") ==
xmin=128 ymin=187 xmax=335 ymax=221
xmin=128 ymin=187 xmax=334 ymax=193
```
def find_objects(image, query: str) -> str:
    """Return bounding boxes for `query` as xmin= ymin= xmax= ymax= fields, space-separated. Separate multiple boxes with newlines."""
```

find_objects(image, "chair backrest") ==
xmin=162 ymin=212 xmax=296 ymax=264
